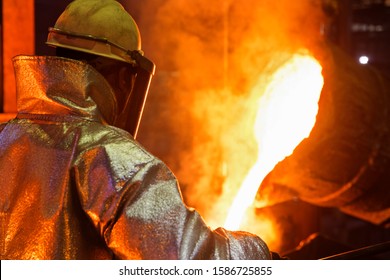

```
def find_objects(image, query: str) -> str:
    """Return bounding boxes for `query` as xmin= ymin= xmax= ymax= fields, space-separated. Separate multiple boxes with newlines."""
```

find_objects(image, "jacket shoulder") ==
xmin=74 ymin=121 xmax=157 ymax=174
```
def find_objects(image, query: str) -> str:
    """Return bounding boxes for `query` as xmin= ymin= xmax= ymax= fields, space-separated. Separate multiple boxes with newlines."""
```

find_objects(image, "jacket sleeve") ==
xmin=74 ymin=137 xmax=271 ymax=260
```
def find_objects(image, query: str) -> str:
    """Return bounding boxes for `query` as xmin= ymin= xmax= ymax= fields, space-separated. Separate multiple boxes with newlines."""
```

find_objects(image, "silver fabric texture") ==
xmin=0 ymin=55 xmax=271 ymax=260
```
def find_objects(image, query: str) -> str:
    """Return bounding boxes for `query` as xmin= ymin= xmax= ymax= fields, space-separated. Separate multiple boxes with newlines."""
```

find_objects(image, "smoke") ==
xmin=123 ymin=0 xmax=328 ymax=229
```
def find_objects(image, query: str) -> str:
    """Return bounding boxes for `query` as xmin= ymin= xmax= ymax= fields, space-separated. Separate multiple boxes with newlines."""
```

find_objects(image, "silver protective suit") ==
xmin=0 ymin=55 xmax=271 ymax=260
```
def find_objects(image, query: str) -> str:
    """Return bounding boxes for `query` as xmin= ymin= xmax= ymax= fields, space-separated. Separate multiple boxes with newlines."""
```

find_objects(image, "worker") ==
xmin=0 ymin=0 xmax=273 ymax=260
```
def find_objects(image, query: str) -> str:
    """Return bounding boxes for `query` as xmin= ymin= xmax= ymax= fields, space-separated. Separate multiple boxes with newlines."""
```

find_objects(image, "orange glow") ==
xmin=224 ymin=52 xmax=323 ymax=232
xmin=2 ymin=0 xmax=35 ymax=113
xmin=128 ymin=0 xmax=330 ymax=252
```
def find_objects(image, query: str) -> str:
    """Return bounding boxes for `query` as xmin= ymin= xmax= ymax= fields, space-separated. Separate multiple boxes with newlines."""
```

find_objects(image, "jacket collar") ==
xmin=13 ymin=55 xmax=118 ymax=124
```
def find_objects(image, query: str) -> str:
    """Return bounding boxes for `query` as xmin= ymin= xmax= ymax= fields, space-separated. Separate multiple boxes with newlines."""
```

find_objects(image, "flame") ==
xmin=224 ymin=52 xmax=324 ymax=230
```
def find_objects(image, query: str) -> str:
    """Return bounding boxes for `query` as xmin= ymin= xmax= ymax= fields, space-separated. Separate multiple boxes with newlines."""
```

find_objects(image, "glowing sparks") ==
xmin=224 ymin=53 xmax=324 ymax=230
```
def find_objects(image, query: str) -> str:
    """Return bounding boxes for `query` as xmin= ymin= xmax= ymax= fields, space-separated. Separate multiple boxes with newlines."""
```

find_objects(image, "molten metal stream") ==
xmin=224 ymin=53 xmax=324 ymax=230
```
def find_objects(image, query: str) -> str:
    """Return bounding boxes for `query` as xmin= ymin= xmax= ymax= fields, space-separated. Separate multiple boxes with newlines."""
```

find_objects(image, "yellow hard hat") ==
xmin=46 ymin=0 xmax=141 ymax=64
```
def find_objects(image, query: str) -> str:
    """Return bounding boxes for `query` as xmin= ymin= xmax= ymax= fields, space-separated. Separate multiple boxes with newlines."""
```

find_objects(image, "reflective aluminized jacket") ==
xmin=0 ymin=55 xmax=271 ymax=260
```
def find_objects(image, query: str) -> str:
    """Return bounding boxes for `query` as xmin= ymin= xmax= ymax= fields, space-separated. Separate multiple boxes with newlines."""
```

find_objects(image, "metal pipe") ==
xmin=321 ymin=241 xmax=390 ymax=260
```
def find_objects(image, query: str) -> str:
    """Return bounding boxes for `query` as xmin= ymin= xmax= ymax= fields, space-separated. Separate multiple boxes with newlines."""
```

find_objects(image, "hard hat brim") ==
xmin=46 ymin=28 xmax=138 ymax=65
